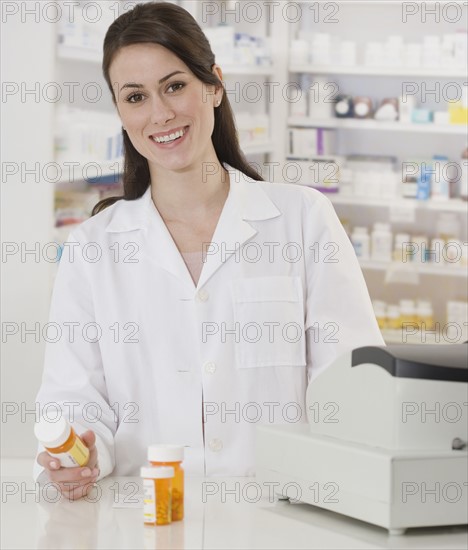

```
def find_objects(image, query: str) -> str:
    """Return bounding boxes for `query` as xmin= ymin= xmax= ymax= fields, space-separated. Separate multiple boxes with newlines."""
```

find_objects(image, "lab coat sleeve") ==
xmin=302 ymin=190 xmax=385 ymax=382
xmin=32 ymin=229 xmax=116 ymax=483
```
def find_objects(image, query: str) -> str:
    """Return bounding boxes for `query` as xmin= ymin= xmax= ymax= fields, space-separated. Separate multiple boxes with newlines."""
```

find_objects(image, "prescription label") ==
xmin=143 ymin=479 xmax=156 ymax=524
xmin=49 ymin=438 xmax=90 ymax=468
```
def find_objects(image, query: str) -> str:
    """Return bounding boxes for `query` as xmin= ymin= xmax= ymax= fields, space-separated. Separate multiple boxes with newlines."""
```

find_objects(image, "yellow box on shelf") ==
xmin=448 ymin=100 xmax=468 ymax=125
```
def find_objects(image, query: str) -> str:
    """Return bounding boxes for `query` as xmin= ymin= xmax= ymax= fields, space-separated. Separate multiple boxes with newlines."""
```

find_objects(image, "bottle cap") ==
xmin=34 ymin=415 xmax=71 ymax=448
xmin=140 ymin=466 xmax=175 ymax=479
xmin=387 ymin=305 xmax=400 ymax=317
xmin=148 ymin=444 xmax=185 ymax=463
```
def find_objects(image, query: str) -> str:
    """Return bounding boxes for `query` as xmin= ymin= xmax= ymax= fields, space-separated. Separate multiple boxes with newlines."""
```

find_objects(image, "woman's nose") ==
xmin=150 ymin=95 xmax=175 ymax=126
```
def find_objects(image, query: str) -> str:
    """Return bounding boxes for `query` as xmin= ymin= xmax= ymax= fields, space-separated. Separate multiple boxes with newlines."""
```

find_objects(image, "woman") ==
xmin=34 ymin=2 xmax=384 ymax=500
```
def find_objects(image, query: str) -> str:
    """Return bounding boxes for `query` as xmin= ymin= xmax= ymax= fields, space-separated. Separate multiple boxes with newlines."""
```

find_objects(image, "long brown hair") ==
xmin=92 ymin=1 xmax=263 ymax=216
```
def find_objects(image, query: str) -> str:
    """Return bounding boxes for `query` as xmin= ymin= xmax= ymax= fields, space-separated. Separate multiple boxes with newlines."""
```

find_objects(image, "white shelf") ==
xmin=381 ymin=329 xmax=448 ymax=345
xmin=222 ymin=65 xmax=274 ymax=75
xmin=54 ymin=143 xmax=274 ymax=183
xmin=57 ymin=158 xmax=124 ymax=184
xmin=57 ymin=45 xmax=102 ymax=63
xmin=328 ymin=194 xmax=468 ymax=213
xmin=290 ymin=64 xmax=467 ymax=78
xmin=288 ymin=117 xmax=466 ymax=134
xmin=57 ymin=46 xmax=274 ymax=75
xmin=359 ymin=259 xmax=467 ymax=278
xmin=241 ymin=141 xmax=274 ymax=155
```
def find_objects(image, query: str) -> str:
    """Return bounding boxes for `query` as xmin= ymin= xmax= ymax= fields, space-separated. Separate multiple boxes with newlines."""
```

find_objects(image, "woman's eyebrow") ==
xmin=119 ymin=71 xmax=186 ymax=92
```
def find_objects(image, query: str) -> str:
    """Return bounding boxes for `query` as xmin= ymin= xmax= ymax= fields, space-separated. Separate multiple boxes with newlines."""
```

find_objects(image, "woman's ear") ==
xmin=212 ymin=64 xmax=224 ymax=105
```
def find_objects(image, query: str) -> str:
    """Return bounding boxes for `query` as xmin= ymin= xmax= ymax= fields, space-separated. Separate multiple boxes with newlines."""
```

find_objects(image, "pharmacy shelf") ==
xmin=328 ymin=194 xmax=468 ymax=213
xmin=55 ymin=144 xmax=274 ymax=184
xmin=221 ymin=65 xmax=274 ymax=75
xmin=57 ymin=46 xmax=274 ymax=75
xmin=359 ymin=259 xmax=467 ymax=278
xmin=57 ymin=46 xmax=103 ymax=63
xmin=242 ymin=141 xmax=275 ymax=155
xmin=290 ymin=64 xmax=467 ymax=78
xmin=287 ymin=117 xmax=466 ymax=135
xmin=57 ymin=158 xmax=124 ymax=185
xmin=381 ymin=329 xmax=448 ymax=345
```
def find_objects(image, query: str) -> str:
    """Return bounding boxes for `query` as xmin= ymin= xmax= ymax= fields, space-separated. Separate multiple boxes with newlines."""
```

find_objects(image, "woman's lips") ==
xmin=150 ymin=126 xmax=189 ymax=148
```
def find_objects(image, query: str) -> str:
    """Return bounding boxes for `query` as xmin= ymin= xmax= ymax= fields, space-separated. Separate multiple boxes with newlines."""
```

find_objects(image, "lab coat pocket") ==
xmin=231 ymin=276 xmax=306 ymax=368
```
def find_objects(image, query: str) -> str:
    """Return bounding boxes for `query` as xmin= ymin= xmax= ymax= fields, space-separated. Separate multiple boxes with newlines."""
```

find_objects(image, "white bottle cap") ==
xmin=34 ymin=415 xmax=71 ymax=448
xmin=140 ymin=466 xmax=175 ymax=479
xmin=148 ymin=445 xmax=185 ymax=462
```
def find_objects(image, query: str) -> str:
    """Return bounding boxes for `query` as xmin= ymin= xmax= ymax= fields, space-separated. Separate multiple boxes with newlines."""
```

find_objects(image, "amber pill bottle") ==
xmin=141 ymin=466 xmax=174 ymax=526
xmin=34 ymin=415 xmax=90 ymax=467
xmin=148 ymin=445 xmax=184 ymax=521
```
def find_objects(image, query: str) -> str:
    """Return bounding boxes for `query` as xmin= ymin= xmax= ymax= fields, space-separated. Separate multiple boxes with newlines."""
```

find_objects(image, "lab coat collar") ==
xmin=104 ymin=163 xmax=281 ymax=289
xmin=104 ymin=163 xmax=280 ymax=233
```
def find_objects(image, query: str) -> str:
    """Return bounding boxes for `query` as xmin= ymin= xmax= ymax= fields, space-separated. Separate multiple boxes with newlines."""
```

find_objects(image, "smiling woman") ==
xmin=33 ymin=1 xmax=385 ymax=499
xmin=92 ymin=1 xmax=262 ymax=214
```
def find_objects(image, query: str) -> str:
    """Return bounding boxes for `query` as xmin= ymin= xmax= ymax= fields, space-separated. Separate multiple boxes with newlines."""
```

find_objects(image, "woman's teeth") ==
xmin=152 ymin=127 xmax=186 ymax=143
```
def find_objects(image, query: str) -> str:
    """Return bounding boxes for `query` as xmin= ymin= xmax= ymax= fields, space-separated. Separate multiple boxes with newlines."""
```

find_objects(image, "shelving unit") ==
xmin=290 ymin=64 xmax=467 ymax=78
xmin=288 ymin=116 xmax=466 ymax=134
xmin=359 ymin=260 xmax=467 ymax=279
xmin=328 ymin=194 xmax=467 ymax=213
xmin=286 ymin=0 xmax=467 ymax=345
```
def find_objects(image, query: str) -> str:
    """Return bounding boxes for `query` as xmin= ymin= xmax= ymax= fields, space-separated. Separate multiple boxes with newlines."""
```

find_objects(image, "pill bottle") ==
xmin=386 ymin=305 xmax=400 ymax=330
xmin=460 ymin=147 xmax=468 ymax=200
xmin=399 ymin=299 xmax=417 ymax=327
xmin=353 ymin=96 xmax=373 ymax=119
xmin=351 ymin=226 xmax=370 ymax=260
xmin=34 ymin=415 xmax=89 ymax=468
xmin=334 ymin=94 xmax=354 ymax=118
xmin=393 ymin=232 xmax=411 ymax=262
xmin=372 ymin=300 xmax=387 ymax=329
xmin=148 ymin=445 xmax=184 ymax=521
xmin=140 ymin=466 xmax=174 ymax=526
xmin=416 ymin=300 xmax=435 ymax=330
xmin=371 ymin=223 xmax=393 ymax=262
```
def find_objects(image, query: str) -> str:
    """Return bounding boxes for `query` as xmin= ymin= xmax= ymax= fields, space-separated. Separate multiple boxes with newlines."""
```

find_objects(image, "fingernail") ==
xmin=81 ymin=468 xmax=91 ymax=477
xmin=50 ymin=461 xmax=59 ymax=469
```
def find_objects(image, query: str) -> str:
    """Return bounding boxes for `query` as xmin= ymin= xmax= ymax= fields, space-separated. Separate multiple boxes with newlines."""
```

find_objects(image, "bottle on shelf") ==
xmin=460 ymin=147 xmax=468 ymax=201
xmin=416 ymin=300 xmax=435 ymax=330
xmin=393 ymin=232 xmax=411 ymax=262
xmin=351 ymin=226 xmax=370 ymax=260
xmin=399 ymin=299 xmax=417 ymax=326
xmin=371 ymin=223 xmax=393 ymax=262
xmin=386 ymin=305 xmax=400 ymax=330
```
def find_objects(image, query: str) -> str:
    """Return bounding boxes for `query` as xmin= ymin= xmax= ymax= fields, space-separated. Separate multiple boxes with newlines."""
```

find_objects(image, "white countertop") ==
xmin=1 ymin=475 xmax=467 ymax=549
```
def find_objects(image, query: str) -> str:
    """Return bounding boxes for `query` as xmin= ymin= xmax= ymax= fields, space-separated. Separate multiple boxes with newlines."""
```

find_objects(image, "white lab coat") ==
xmin=33 ymin=163 xmax=384 ymax=482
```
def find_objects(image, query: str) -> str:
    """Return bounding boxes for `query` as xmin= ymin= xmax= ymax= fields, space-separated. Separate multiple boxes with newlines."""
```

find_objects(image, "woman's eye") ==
xmin=125 ymin=93 xmax=144 ymax=103
xmin=167 ymin=82 xmax=184 ymax=93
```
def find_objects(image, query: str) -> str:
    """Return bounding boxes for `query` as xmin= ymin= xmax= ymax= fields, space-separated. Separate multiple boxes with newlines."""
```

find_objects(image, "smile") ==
xmin=151 ymin=126 xmax=188 ymax=144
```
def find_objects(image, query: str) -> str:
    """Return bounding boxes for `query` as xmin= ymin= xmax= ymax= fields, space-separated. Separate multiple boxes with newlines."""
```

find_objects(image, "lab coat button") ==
xmin=204 ymin=362 xmax=217 ymax=374
xmin=208 ymin=438 xmax=223 ymax=452
xmin=196 ymin=289 xmax=209 ymax=302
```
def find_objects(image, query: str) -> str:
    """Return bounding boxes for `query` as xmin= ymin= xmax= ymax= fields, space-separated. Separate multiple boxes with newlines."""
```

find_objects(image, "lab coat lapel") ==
xmin=105 ymin=164 xmax=282 ymax=289
xmin=105 ymin=187 xmax=195 ymax=288
xmin=196 ymin=165 xmax=282 ymax=289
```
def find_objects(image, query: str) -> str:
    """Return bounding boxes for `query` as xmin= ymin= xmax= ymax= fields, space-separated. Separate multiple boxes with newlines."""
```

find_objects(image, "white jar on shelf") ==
xmin=386 ymin=305 xmax=401 ymax=330
xmin=307 ymin=77 xmax=335 ymax=120
xmin=290 ymin=39 xmax=309 ymax=65
xmin=351 ymin=227 xmax=370 ymax=260
xmin=393 ymin=232 xmax=411 ymax=262
xmin=371 ymin=223 xmax=393 ymax=262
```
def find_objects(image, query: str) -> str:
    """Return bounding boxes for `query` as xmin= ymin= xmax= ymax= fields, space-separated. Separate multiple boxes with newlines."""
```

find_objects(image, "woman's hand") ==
xmin=37 ymin=430 xmax=100 ymax=501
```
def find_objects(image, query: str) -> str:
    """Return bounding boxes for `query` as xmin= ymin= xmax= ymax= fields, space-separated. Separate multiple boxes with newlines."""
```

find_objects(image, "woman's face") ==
xmin=109 ymin=43 xmax=223 ymax=173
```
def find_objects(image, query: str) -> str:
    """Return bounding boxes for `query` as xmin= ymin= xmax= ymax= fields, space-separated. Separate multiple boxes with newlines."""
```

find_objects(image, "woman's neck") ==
xmin=149 ymin=160 xmax=230 ymax=222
